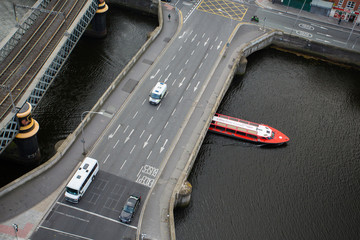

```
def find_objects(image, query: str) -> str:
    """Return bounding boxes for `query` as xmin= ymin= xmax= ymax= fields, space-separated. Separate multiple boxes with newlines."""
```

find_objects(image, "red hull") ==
xmin=209 ymin=113 xmax=289 ymax=145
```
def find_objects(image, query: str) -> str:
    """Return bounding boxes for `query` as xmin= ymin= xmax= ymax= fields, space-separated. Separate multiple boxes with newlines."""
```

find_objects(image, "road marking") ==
xmin=137 ymin=166 xmax=143 ymax=177
xmin=179 ymin=77 xmax=186 ymax=87
xmin=178 ymin=45 xmax=182 ymax=51
xmin=295 ymin=30 xmax=312 ymax=38
xmin=108 ymin=124 xmax=121 ymax=139
xmin=120 ymin=160 xmax=127 ymax=170
xmin=210 ymin=45 xmax=213 ymax=50
xmin=172 ymin=55 xmax=176 ymax=60
xmin=194 ymin=81 xmax=200 ymax=92
xmin=38 ymin=226 xmax=93 ymax=240
xmin=311 ymin=23 xmax=327 ymax=30
xmin=315 ymin=38 xmax=330 ymax=43
xmin=56 ymin=202 xmax=137 ymax=229
xmin=103 ymin=154 xmax=110 ymax=164
xmin=199 ymin=62 xmax=203 ymax=69
xmin=156 ymin=103 xmax=161 ymax=110
xmin=215 ymin=36 xmax=218 ymax=41
xmin=184 ymin=37 xmax=188 ymax=43
xmin=148 ymin=116 xmax=153 ymax=124
xmin=123 ymin=125 xmax=129 ymax=133
xmin=179 ymin=68 xmax=183 ymax=75
xmin=333 ymin=39 xmax=346 ymax=44
xmin=179 ymin=96 xmax=183 ymax=103
xmin=178 ymin=32 xmax=185 ymax=39
xmin=150 ymin=69 xmax=160 ymax=79
xmin=299 ymin=23 xmax=314 ymax=31
xmin=124 ymin=129 xmax=134 ymax=143
xmin=139 ymin=130 xmax=145 ymax=138
xmin=205 ymin=52 xmax=208 ymax=59
xmin=192 ymin=72 xmax=197 ymax=79
xmin=130 ymin=145 xmax=136 ymax=154
xmin=156 ymin=135 xmax=161 ymax=143
xmin=113 ymin=140 xmax=119 ymax=148
xmin=164 ymin=121 xmax=169 ymax=129
xmin=142 ymin=99 xmax=146 ymax=105
xmin=317 ymin=32 xmax=332 ymax=37
xmin=185 ymin=59 xmax=189 ymax=65
xmin=160 ymin=139 xmax=168 ymax=153
xmin=197 ymin=41 xmax=200 ymax=46
xmin=147 ymin=151 xmax=152 ymax=160
xmin=202 ymin=33 xmax=205 ymax=38
xmin=217 ymin=41 xmax=222 ymax=49
xmin=165 ymin=64 xmax=170 ymax=70
xmin=164 ymin=72 xmax=171 ymax=82
xmin=143 ymin=134 xmax=152 ymax=148
xmin=191 ymin=34 xmax=197 ymax=42
xmin=133 ymin=111 xmax=138 ymax=119
xmin=172 ymin=78 xmax=177 ymax=86
xmin=204 ymin=37 xmax=209 ymax=46
xmin=186 ymin=82 xmax=191 ymax=91
xmin=191 ymin=50 xmax=195 ymax=55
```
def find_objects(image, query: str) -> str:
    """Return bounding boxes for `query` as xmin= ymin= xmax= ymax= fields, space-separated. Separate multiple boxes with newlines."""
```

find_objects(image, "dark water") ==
xmin=174 ymin=49 xmax=360 ymax=240
xmin=0 ymin=5 xmax=158 ymax=186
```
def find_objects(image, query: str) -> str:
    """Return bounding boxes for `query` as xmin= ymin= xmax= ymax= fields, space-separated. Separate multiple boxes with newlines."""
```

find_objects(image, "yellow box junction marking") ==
xmin=197 ymin=0 xmax=248 ymax=22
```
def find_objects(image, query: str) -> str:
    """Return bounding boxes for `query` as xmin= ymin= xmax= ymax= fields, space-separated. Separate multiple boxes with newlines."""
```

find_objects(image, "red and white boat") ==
xmin=209 ymin=113 xmax=289 ymax=145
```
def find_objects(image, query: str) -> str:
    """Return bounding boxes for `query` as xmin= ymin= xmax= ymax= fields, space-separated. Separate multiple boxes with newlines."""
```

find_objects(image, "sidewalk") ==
xmin=0 ymin=2 xmax=178 ymax=240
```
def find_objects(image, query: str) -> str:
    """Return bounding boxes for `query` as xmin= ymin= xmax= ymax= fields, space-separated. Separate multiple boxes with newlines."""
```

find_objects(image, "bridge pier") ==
xmin=14 ymin=102 xmax=41 ymax=164
xmin=174 ymin=180 xmax=192 ymax=208
xmin=85 ymin=0 xmax=109 ymax=38
xmin=236 ymin=56 xmax=248 ymax=75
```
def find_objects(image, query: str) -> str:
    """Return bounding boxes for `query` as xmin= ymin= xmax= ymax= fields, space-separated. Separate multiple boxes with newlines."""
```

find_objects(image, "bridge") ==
xmin=0 ymin=0 xmax=359 ymax=240
xmin=0 ymin=0 xmax=99 ymax=156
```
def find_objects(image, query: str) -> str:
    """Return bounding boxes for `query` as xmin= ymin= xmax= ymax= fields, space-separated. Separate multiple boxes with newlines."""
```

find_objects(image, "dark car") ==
xmin=119 ymin=195 xmax=141 ymax=223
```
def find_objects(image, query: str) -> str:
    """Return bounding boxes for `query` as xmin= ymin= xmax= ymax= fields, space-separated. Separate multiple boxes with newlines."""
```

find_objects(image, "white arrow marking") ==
xmin=108 ymin=124 xmax=121 ymax=139
xmin=143 ymin=134 xmax=152 ymax=148
xmin=179 ymin=77 xmax=186 ymax=87
xmin=178 ymin=32 xmax=185 ymax=39
xmin=150 ymin=69 xmax=160 ymax=79
xmin=194 ymin=81 xmax=200 ymax=92
xmin=217 ymin=41 xmax=222 ymax=50
xmin=160 ymin=139 xmax=168 ymax=153
xmin=164 ymin=73 xmax=171 ymax=82
xmin=124 ymin=129 xmax=134 ymax=143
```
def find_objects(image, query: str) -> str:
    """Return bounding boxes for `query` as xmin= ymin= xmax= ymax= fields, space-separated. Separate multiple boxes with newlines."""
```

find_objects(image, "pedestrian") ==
xmin=168 ymin=14 xmax=171 ymax=21
xmin=338 ymin=18 xmax=341 ymax=24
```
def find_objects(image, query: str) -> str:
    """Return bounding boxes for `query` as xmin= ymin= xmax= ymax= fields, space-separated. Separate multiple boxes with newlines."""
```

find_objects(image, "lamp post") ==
xmin=290 ymin=0 xmax=307 ymax=35
xmin=81 ymin=111 xmax=104 ymax=155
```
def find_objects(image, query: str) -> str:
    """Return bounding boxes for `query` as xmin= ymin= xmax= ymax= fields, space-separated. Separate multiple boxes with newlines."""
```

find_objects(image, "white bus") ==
xmin=65 ymin=157 xmax=99 ymax=203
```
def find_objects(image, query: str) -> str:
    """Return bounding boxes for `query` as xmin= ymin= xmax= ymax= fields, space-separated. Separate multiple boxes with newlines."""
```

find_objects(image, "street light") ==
xmin=81 ymin=110 xmax=104 ymax=155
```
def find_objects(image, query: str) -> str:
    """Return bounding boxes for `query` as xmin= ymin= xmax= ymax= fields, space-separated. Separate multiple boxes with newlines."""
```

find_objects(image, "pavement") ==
xmin=0 ymin=0 xmax=358 ymax=240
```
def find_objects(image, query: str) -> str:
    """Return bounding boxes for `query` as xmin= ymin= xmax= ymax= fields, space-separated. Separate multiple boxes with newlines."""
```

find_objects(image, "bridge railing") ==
xmin=0 ymin=0 xmax=51 ymax=63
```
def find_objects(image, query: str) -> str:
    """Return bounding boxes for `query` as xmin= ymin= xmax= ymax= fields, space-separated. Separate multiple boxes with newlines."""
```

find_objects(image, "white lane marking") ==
xmin=179 ymin=96 xmax=183 ymax=103
xmin=179 ymin=68 xmax=183 ymax=75
xmin=137 ymin=166 xmax=143 ymax=177
xmin=164 ymin=73 xmax=171 ymax=82
xmin=157 ymin=103 xmax=161 ymax=110
xmin=130 ymin=145 xmax=136 ymax=154
xmin=186 ymin=82 xmax=191 ymax=91
xmin=184 ymin=37 xmax=188 ymax=43
xmin=178 ymin=45 xmax=182 ymax=51
xmin=317 ymin=32 xmax=332 ymax=37
xmin=315 ymin=38 xmax=330 ymax=43
xmin=123 ymin=125 xmax=129 ymax=133
xmin=139 ymin=130 xmax=145 ymax=139
xmin=172 ymin=78 xmax=177 ymax=86
xmin=164 ymin=121 xmax=169 ymax=129
xmin=120 ymin=160 xmax=127 ymax=170
xmin=311 ymin=23 xmax=327 ymax=30
xmin=165 ymin=64 xmax=170 ymax=70
xmin=172 ymin=55 xmax=176 ymax=60
xmin=192 ymin=72 xmax=197 ymax=80
xmin=53 ymin=210 xmax=89 ymax=222
xmin=333 ymin=39 xmax=346 ymax=44
xmin=108 ymin=124 xmax=121 ymax=139
xmin=194 ymin=81 xmax=200 ymax=92
xmin=202 ymin=33 xmax=205 ymax=38
xmin=156 ymin=135 xmax=161 ymax=143
xmin=150 ymin=69 xmax=160 ymax=79
xmin=143 ymin=134 xmax=152 ymax=148
xmin=205 ymin=53 xmax=208 ymax=59
xmin=158 ymin=74 xmax=163 ymax=81
xmin=171 ymin=109 xmax=176 ymax=116
xmin=217 ymin=41 xmax=222 ymax=50
xmin=191 ymin=50 xmax=195 ymax=55
xmin=215 ymin=36 xmax=218 ymax=41
xmin=147 ymin=151 xmax=152 ymax=160
xmin=160 ymin=139 xmax=168 ymax=153
xmin=210 ymin=45 xmax=213 ymax=50
xmin=103 ymin=154 xmax=110 ymax=164
xmin=191 ymin=34 xmax=197 ymax=42
xmin=56 ymin=202 xmax=137 ymax=229
xmin=178 ymin=32 xmax=185 ymax=39
xmin=142 ymin=99 xmax=146 ymax=105
xmin=199 ymin=62 xmax=203 ymax=69
xmin=38 ymin=226 xmax=93 ymax=240
xmin=185 ymin=59 xmax=189 ymax=65
xmin=133 ymin=111 xmax=138 ymax=119
xmin=113 ymin=140 xmax=119 ymax=149
xmin=197 ymin=41 xmax=200 ymax=46
xmin=124 ymin=129 xmax=134 ymax=143
xmin=204 ymin=37 xmax=209 ymax=46
xmin=179 ymin=77 xmax=186 ymax=87
xmin=148 ymin=116 xmax=153 ymax=124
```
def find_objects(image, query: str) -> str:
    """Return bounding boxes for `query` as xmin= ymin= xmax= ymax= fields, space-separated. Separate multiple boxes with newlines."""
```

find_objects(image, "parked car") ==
xmin=119 ymin=195 xmax=141 ymax=223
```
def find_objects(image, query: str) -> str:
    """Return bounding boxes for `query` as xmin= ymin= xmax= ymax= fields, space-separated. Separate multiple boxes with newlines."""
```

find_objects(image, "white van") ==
xmin=149 ymin=82 xmax=167 ymax=105
xmin=65 ymin=157 xmax=99 ymax=203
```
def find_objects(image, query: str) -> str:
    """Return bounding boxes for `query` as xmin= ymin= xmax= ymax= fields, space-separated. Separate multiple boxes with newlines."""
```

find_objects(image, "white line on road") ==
xmin=108 ymin=124 xmax=121 ymax=139
xmin=317 ymin=32 xmax=332 ymax=37
xmin=156 ymin=135 xmax=161 ymax=143
xmin=124 ymin=129 xmax=134 ymax=143
xmin=172 ymin=55 xmax=176 ymax=61
xmin=113 ymin=140 xmax=119 ymax=148
xmin=150 ymin=69 xmax=160 ymax=79
xmin=217 ymin=41 xmax=222 ymax=50
xmin=192 ymin=72 xmax=197 ymax=79
xmin=194 ymin=81 xmax=200 ymax=92
xmin=179 ymin=77 xmax=186 ymax=87
xmin=179 ymin=96 xmax=183 ymax=103
xmin=204 ymin=52 xmax=208 ymax=59
xmin=199 ymin=62 xmax=203 ymax=69
xmin=157 ymin=103 xmax=161 ymax=110
xmin=139 ymin=130 xmax=145 ymax=138
xmin=172 ymin=78 xmax=177 ymax=86
xmin=165 ymin=72 xmax=171 ymax=82
xmin=164 ymin=121 xmax=169 ymax=129
xmin=178 ymin=45 xmax=182 ymax=51
xmin=171 ymin=109 xmax=176 ymax=116
xmin=179 ymin=68 xmax=183 ymax=75
xmin=191 ymin=34 xmax=197 ymax=42
xmin=103 ymin=154 xmax=110 ymax=164
xmin=210 ymin=45 xmax=213 ymax=50
xmin=165 ymin=64 xmax=170 ymax=70
xmin=197 ymin=41 xmax=200 ymax=46
xmin=186 ymin=82 xmax=191 ymax=91
xmin=332 ymin=39 xmax=346 ymax=44
xmin=148 ymin=116 xmax=153 ymax=124
xmin=123 ymin=125 xmax=129 ymax=133
xmin=202 ymin=33 xmax=205 ymax=38
xmin=130 ymin=145 xmax=136 ymax=154
xmin=215 ymin=36 xmax=218 ymax=41
xmin=143 ymin=134 xmax=152 ymax=148
xmin=191 ymin=50 xmax=195 ymax=55
xmin=142 ymin=99 xmax=146 ymax=105
xmin=147 ymin=151 xmax=152 ymax=160
xmin=185 ymin=59 xmax=189 ymax=65
xmin=120 ymin=160 xmax=127 ymax=170
xmin=137 ymin=166 xmax=143 ymax=177
xmin=204 ymin=37 xmax=209 ymax=46
xmin=315 ymin=38 xmax=330 ymax=43
xmin=53 ymin=210 xmax=89 ymax=222
xmin=38 ymin=226 xmax=93 ymax=240
xmin=160 ymin=139 xmax=168 ymax=153
xmin=133 ymin=111 xmax=138 ymax=119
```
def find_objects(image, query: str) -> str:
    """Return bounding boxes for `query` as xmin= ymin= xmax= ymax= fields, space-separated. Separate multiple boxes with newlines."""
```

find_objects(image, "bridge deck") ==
xmin=0 ymin=0 xmax=87 ymax=121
